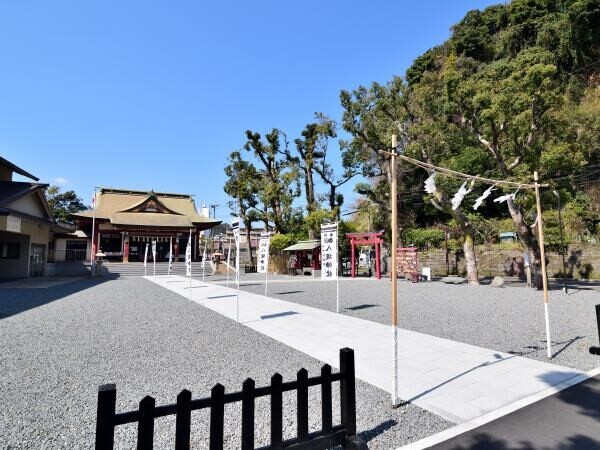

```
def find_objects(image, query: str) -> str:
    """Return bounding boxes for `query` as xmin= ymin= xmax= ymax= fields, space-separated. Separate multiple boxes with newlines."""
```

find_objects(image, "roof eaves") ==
xmin=0 ymin=156 xmax=39 ymax=181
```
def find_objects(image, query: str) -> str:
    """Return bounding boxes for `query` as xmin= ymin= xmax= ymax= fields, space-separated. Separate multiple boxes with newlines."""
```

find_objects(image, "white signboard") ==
xmin=185 ymin=235 xmax=192 ymax=277
xmin=6 ymin=216 xmax=21 ymax=233
xmin=257 ymin=232 xmax=270 ymax=273
xmin=321 ymin=223 xmax=338 ymax=280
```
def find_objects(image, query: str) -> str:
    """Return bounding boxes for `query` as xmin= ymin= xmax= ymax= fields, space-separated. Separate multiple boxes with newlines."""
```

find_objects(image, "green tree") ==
xmin=244 ymin=129 xmax=300 ymax=233
xmin=46 ymin=186 xmax=86 ymax=225
xmin=223 ymin=151 xmax=261 ymax=265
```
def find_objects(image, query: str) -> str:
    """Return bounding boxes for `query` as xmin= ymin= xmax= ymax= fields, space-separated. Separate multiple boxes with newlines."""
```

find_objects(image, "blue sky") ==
xmin=0 ymin=0 xmax=499 ymax=222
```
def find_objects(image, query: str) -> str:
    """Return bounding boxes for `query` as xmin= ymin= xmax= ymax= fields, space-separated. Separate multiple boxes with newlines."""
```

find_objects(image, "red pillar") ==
xmin=351 ymin=238 xmax=356 ymax=278
xmin=375 ymin=238 xmax=381 ymax=279
xmin=94 ymin=230 xmax=101 ymax=257
xmin=123 ymin=235 xmax=130 ymax=263
xmin=196 ymin=231 xmax=201 ymax=261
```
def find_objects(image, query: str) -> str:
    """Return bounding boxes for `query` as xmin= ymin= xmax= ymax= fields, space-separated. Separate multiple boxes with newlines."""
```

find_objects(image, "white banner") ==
xmin=232 ymin=217 xmax=240 ymax=283
xmin=257 ymin=232 xmax=270 ymax=273
xmin=185 ymin=232 xmax=192 ymax=277
xmin=144 ymin=243 xmax=148 ymax=268
xmin=151 ymin=240 xmax=156 ymax=261
xmin=321 ymin=223 xmax=338 ymax=280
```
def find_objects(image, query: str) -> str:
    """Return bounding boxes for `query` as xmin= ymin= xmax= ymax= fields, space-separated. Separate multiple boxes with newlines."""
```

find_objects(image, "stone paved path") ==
xmin=146 ymin=275 xmax=582 ymax=423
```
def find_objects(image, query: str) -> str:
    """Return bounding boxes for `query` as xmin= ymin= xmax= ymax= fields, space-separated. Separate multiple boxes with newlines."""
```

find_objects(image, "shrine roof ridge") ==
xmin=98 ymin=187 xmax=194 ymax=198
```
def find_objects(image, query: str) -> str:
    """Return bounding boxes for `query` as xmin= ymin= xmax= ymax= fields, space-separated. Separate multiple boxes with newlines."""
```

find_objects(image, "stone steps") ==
xmin=98 ymin=262 xmax=213 ymax=277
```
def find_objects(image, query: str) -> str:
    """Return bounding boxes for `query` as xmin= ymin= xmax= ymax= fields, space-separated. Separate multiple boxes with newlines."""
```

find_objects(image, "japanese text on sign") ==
xmin=257 ymin=232 xmax=270 ymax=273
xmin=320 ymin=223 xmax=338 ymax=280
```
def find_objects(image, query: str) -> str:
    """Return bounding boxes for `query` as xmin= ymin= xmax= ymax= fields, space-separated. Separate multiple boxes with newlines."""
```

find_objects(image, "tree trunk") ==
xmin=328 ymin=184 xmax=336 ymax=210
xmin=462 ymin=231 xmax=479 ymax=285
xmin=445 ymin=198 xmax=480 ymax=285
xmin=243 ymin=219 xmax=255 ymax=265
xmin=506 ymin=197 xmax=541 ymax=270
xmin=305 ymin=166 xmax=316 ymax=213
xmin=262 ymin=204 xmax=269 ymax=232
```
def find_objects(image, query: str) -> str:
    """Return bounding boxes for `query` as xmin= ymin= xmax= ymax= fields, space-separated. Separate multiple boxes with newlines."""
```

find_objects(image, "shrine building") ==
xmin=70 ymin=188 xmax=220 ymax=263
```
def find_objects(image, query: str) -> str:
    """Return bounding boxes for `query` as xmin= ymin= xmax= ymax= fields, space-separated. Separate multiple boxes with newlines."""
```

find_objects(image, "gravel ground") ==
xmin=223 ymin=273 xmax=600 ymax=371
xmin=0 ymin=277 xmax=451 ymax=449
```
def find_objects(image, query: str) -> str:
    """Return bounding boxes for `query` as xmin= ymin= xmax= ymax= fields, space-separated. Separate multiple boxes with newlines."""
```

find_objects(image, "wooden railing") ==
xmin=95 ymin=348 xmax=367 ymax=449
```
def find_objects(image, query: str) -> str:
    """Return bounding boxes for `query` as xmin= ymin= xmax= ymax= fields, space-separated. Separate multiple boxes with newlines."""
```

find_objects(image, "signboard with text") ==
xmin=257 ymin=232 xmax=270 ymax=273
xmin=320 ymin=223 xmax=338 ymax=280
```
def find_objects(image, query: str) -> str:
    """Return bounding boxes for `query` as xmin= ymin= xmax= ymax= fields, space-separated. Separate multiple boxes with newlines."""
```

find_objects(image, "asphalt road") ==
xmin=429 ymin=374 xmax=600 ymax=450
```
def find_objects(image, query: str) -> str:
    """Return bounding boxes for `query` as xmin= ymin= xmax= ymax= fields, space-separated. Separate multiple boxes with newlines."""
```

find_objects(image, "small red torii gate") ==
xmin=346 ymin=231 xmax=384 ymax=279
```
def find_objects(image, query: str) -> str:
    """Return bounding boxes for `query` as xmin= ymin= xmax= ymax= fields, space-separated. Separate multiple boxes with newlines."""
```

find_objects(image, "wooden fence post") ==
xmin=175 ymin=389 xmax=192 ymax=450
xmin=591 ymin=304 xmax=600 ymax=355
xmin=241 ymin=378 xmax=255 ymax=450
xmin=96 ymin=384 xmax=116 ymax=450
xmin=340 ymin=348 xmax=356 ymax=437
xmin=321 ymin=365 xmax=332 ymax=434
xmin=270 ymin=373 xmax=283 ymax=449
xmin=297 ymin=368 xmax=309 ymax=442
xmin=209 ymin=384 xmax=225 ymax=450
xmin=137 ymin=396 xmax=156 ymax=450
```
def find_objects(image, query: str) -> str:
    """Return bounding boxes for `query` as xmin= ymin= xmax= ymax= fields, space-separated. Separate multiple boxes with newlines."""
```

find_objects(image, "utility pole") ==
xmin=390 ymin=135 xmax=399 ymax=406
xmin=209 ymin=204 xmax=219 ymax=221
xmin=534 ymin=171 xmax=552 ymax=359
xmin=379 ymin=135 xmax=400 ymax=406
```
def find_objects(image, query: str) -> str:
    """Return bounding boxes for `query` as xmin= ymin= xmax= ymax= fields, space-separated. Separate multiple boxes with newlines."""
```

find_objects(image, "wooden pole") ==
xmin=391 ymin=134 xmax=399 ymax=406
xmin=534 ymin=171 xmax=552 ymax=358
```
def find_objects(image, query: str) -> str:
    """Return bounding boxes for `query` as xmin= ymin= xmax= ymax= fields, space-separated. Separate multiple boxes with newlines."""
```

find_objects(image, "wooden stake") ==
xmin=534 ymin=171 xmax=552 ymax=358
xmin=391 ymin=134 xmax=399 ymax=406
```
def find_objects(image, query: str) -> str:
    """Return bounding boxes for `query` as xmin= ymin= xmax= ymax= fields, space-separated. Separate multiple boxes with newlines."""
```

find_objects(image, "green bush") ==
xmin=269 ymin=234 xmax=297 ymax=255
xmin=402 ymin=228 xmax=445 ymax=250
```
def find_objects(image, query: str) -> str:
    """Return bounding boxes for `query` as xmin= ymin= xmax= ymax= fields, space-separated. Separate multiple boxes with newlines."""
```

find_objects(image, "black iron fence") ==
xmin=244 ymin=265 xmax=258 ymax=273
xmin=95 ymin=347 xmax=367 ymax=450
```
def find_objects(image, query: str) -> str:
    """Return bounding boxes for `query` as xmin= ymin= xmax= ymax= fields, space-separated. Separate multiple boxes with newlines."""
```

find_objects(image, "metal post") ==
xmin=534 ymin=171 xmax=552 ymax=358
xmin=91 ymin=190 xmax=97 ymax=278
xmin=226 ymin=237 xmax=232 ymax=288
xmin=391 ymin=135 xmax=399 ymax=406
xmin=554 ymin=190 xmax=568 ymax=294
xmin=336 ymin=222 xmax=340 ymax=314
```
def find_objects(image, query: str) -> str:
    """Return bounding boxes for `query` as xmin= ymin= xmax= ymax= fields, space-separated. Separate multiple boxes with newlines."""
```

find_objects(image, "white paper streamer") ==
xmin=493 ymin=192 xmax=516 ymax=204
xmin=451 ymin=181 xmax=473 ymax=210
xmin=473 ymin=185 xmax=496 ymax=210
xmin=424 ymin=172 xmax=437 ymax=194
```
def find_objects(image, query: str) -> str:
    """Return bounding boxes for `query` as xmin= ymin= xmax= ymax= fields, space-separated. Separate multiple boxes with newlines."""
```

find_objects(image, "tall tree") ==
xmin=311 ymin=114 xmax=361 ymax=218
xmin=340 ymin=78 xmax=481 ymax=283
xmin=46 ymin=186 xmax=87 ymax=225
xmin=223 ymin=151 xmax=260 ymax=265
xmin=244 ymin=129 xmax=300 ymax=233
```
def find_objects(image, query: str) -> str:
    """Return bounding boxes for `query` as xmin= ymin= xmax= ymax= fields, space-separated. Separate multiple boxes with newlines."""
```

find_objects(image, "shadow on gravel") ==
xmin=275 ymin=290 xmax=305 ymax=295
xmin=358 ymin=419 xmax=397 ymax=444
xmin=0 ymin=276 xmax=115 ymax=320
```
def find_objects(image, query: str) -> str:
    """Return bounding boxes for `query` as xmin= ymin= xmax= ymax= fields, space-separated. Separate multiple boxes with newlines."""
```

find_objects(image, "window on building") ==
xmin=0 ymin=242 xmax=20 ymax=259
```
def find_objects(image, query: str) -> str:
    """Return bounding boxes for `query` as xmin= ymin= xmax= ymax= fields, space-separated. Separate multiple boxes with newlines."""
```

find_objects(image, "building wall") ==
xmin=0 ymin=230 xmax=30 ymax=278
xmin=7 ymin=195 xmax=47 ymax=219
xmin=0 ymin=215 xmax=51 ymax=278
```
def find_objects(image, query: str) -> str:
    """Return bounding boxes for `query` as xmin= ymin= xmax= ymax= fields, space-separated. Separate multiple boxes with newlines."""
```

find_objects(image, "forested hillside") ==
xmin=341 ymin=0 xmax=600 ymax=283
